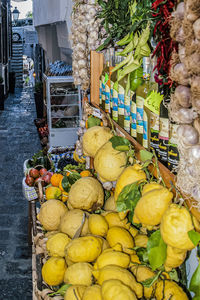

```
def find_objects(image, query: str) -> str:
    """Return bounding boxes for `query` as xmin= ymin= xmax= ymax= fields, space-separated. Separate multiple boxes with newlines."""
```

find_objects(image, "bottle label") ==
xmin=112 ymin=88 xmax=118 ymax=121
xmin=131 ymin=97 xmax=137 ymax=138
xmin=136 ymin=95 xmax=144 ymax=134
xmin=105 ymin=84 xmax=110 ymax=113
xmin=168 ymin=124 xmax=179 ymax=171
xmin=99 ymin=79 xmax=102 ymax=105
xmin=118 ymin=84 xmax=125 ymax=116
xmin=102 ymin=75 xmax=106 ymax=103
xmin=143 ymin=110 xmax=148 ymax=148
xmin=110 ymin=80 xmax=114 ymax=109
xmin=150 ymin=112 xmax=159 ymax=154
xmin=124 ymin=93 xmax=130 ymax=132
xmin=158 ymin=117 xmax=169 ymax=163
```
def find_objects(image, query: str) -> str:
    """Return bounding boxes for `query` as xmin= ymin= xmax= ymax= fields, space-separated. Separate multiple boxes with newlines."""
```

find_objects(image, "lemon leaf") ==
xmin=116 ymin=181 xmax=141 ymax=212
xmin=147 ymin=230 xmax=167 ymax=271
xmin=49 ymin=284 xmax=71 ymax=296
xmin=188 ymin=230 xmax=200 ymax=246
xmin=62 ymin=176 xmax=71 ymax=193
xmin=141 ymin=270 xmax=162 ymax=288
xmin=189 ymin=262 xmax=200 ymax=296
xmin=140 ymin=149 xmax=153 ymax=162
xmin=110 ymin=136 xmax=131 ymax=151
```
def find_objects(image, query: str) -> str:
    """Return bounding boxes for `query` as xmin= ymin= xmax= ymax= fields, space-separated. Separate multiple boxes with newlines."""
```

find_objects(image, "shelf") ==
xmin=51 ymin=104 xmax=79 ymax=107
xmin=50 ymin=94 xmax=78 ymax=97
xmin=51 ymin=116 xmax=79 ymax=119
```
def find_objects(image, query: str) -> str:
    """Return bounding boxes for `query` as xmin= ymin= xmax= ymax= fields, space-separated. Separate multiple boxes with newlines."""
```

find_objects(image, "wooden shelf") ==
xmin=90 ymin=50 xmax=200 ymax=221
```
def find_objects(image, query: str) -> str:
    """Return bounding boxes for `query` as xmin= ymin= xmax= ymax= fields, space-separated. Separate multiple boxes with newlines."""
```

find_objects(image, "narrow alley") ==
xmin=0 ymin=87 xmax=40 ymax=299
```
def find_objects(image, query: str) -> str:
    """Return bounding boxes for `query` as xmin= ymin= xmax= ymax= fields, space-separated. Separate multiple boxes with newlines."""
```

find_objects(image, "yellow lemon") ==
xmin=95 ymin=249 xmax=130 ymax=269
xmin=104 ymin=212 xmax=130 ymax=229
xmin=164 ymin=245 xmax=187 ymax=272
xmin=106 ymin=226 xmax=134 ymax=255
xmin=88 ymin=214 xmax=108 ymax=237
xmin=114 ymin=164 xmax=146 ymax=201
xmin=160 ymin=204 xmax=195 ymax=250
xmin=42 ymin=257 xmax=66 ymax=286
xmin=64 ymin=285 xmax=87 ymax=300
xmin=64 ymin=262 xmax=93 ymax=286
xmin=82 ymin=285 xmax=102 ymax=300
xmin=102 ymin=279 xmax=137 ymax=300
xmin=45 ymin=186 xmax=62 ymax=200
xmin=142 ymin=182 xmax=163 ymax=196
xmin=134 ymin=234 xmax=148 ymax=248
xmin=46 ymin=233 xmax=71 ymax=257
xmin=155 ymin=280 xmax=189 ymax=300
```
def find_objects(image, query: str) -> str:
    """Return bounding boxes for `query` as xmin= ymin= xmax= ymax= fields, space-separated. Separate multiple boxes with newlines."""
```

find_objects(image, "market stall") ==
xmin=26 ymin=0 xmax=200 ymax=299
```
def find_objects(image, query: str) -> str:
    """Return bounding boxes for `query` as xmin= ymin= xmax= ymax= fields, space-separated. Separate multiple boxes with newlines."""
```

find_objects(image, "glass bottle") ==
xmin=136 ymin=57 xmax=151 ymax=146
xmin=168 ymin=122 xmax=180 ymax=172
xmin=118 ymin=73 xmax=129 ymax=128
xmin=108 ymin=48 xmax=115 ymax=115
xmin=100 ymin=50 xmax=110 ymax=111
xmin=158 ymin=96 xmax=169 ymax=167
xmin=111 ymin=56 xmax=123 ymax=123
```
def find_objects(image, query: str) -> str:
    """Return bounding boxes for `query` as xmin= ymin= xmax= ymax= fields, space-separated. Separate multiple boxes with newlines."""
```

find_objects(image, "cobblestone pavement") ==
xmin=0 ymin=87 xmax=41 ymax=299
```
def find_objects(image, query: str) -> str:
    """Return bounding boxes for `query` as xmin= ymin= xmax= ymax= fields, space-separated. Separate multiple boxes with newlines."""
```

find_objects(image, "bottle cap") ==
xmin=143 ymin=57 xmax=151 ymax=65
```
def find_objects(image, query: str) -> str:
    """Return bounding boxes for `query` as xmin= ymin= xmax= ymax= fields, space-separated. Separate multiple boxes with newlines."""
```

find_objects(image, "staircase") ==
xmin=11 ymin=43 xmax=23 ymax=87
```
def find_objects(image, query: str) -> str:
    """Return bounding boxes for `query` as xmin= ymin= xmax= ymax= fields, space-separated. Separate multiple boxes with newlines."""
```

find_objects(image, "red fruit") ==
xmin=47 ymin=172 xmax=53 ymax=178
xmin=42 ymin=173 xmax=52 ymax=185
xmin=25 ymin=175 xmax=35 ymax=187
xmin=39 ymin=168 xmax=47 ymax=176
xmin=34 ymin=177 xmax=45 ymax=187
xmin=29 ymin=168 xmax=40 ymax=179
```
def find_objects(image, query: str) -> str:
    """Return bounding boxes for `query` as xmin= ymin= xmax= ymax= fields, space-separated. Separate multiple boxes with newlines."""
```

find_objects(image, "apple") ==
xmin=25 ymin=175 xmax=35 ymax=187
xmin=39 ymin=168 xmax=47 ymax=176
xmin=29 ymin=168 xmax=40 ymax=179
xmin=42 ymin=173 xmax=52 ymax=185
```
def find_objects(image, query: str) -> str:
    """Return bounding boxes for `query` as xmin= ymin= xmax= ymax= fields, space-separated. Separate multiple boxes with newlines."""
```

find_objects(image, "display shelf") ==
xmin=90 ymin=51 xmax=200 ymax=221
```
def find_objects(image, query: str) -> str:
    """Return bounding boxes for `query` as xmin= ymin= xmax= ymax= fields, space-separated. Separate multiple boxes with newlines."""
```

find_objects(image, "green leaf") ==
xmin=110 ymin=136 xmax=131 ymax=151
xmin=168 ymin=269 xmax=179 ymax=282
xmin=141 ymin=271 xmax=161 ymax=288
xmin=62 ymin=176 xmax=70 ymax=193
xmin=147 ymin=230 xmax=167 ymax=271
xmin=189 ymin=262 xmax=200 ymax=296
xmin=49 ymin=284 xmax=71 ymax=296
xmin=188 ymin=230 xmax=200 ymax=246
xmin=140 ymin=149 xmax=153 ymax=162
xmin=116 ymin=181 xmax=141 ymax=213
xmin=136 ymin=247 xmax=148 ymax=263
xmin=68 ymin=172 xmax=81 ymax=186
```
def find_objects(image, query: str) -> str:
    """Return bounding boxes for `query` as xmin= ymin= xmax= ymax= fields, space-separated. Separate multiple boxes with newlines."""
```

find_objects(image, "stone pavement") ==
xmin=0 ymin=87 xmax=41 ymax=299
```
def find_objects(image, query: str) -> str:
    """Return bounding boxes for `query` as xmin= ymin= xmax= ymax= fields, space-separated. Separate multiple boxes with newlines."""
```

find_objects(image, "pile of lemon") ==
xmin=35 ymin=126 xmax=200 ymax=300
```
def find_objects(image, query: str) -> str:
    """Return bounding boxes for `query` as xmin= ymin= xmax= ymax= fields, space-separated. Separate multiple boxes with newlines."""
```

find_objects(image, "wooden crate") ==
xmin=90 ymin=51 xmax=200 ymax=221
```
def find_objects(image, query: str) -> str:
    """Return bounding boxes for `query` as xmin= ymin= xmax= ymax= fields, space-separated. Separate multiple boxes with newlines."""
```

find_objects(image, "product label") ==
xmin=131 ymin=100 xmax=137 ymax=138
xmin=158 ymin=117 xmax=169 ymax=164
xmin=110 ymin=80 xmax=114 ymax=109
xmin=143 ymin=110 xmax=148 ymax=148
xmin=144 ymin=91 xmax=163 ymax=116
xmin=168 ymin=124 xmax=179 ymax=171
xmin=118 ymin=84 xmax=125 ymax=116
xmin=99 ymin=79 xmax=102 ymax=105
xmin=105 ymin=84 xmax=110 ymax=113
xmin=101 ymin=75 xmax=106 ymax=104
xmin=150 ymin=112 xmax=159 ymax=154
xmin=136 ymin=95 xmax=144 ymax=134
xmin=112 ymin=88 xmax=118 ymax=121
xmin=124 ymin=93 xmax=131 ymax=133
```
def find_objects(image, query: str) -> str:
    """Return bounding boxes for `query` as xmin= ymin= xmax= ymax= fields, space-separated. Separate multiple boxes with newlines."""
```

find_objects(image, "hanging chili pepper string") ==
xmin=151 ymin=0 xmax=177 ymax=87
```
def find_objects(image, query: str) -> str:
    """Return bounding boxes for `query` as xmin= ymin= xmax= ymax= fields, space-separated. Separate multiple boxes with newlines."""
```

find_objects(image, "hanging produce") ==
xmin=169 ymin=0 xmax=200 ymax=208
xmin=71 ymin=0 xmax=101 ymax=90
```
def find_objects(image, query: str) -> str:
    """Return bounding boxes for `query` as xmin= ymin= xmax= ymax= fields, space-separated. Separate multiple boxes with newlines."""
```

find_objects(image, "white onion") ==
xmin=177 ymin=125 xmax=199 ymax=145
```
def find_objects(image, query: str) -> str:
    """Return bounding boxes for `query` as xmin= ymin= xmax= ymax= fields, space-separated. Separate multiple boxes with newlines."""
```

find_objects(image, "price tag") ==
xmin=144 ymin=91 xmax=163 ymax=115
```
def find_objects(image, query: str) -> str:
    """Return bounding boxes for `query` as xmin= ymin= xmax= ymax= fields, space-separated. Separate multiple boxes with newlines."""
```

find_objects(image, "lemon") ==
xmin=60 ymin=209 xmax=89 ymax=238
xmin=160 ymin=204 xmax=195 ymax=250
xmin=94 ymin=141 xmax=127 ymax=182
xmin=104 ymin=212 xmax=130 ymax=229
xmin=128 ymin=226 xmax=138 ymax=238
xmin=37 ymin=199 xmax=68 ymax=231
xmin=164 ymin=245 xmax=187 ymax=272
xmin=64 ymin=285 xmax=87 ymax=300
xmin=104 ymin=195 xmax=116 ymax=211
xmin=106 ymin=226 xmax=134 ymax=254
xmin=102 ymin=279 xmax=137 ymax=300
xmin=88 ymin=214 xmax=108 ymax=237
xmin=82 ymin=126 xmax=113 ymax=158
xmin=42 ymin=257 xmax=66 ymax=286
xmin=82 ymin=285 xmax=102 ymax=300
xmin=130 ymin=254 xmax=141 ymax=265
xmin=142 ymin=182 xmax=163 ymax=196
xmin=134 ymin=187 xmax=173 ymax=226
xmin=45 ymin=186 xmax=62 ymax=200
xmin=93 ymin=265 xmax=143 ymax=298
xmin=155 ymin=280 xmax=189 ymax=300
xmin=68 ymin=177 xmax=104 ymax=211
xmin=134 ymin=234 xmax=148 ymax=248
xmin=96 ymin=236 xmax=110 ymax=251
xmin=64 ymin=262 xmax=93 ymax=286
xmin=114 ymin=164 xmax=146 ymax=201
xmin=130 ymin=265 xmax=155 ymax=299
xmin=94 ymin=249 xmax=130 ymax=269
xmin=65 ymin=235 xmax=102 ymax=263
xmin=46 ymin=233 xmax=71 ymax=257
